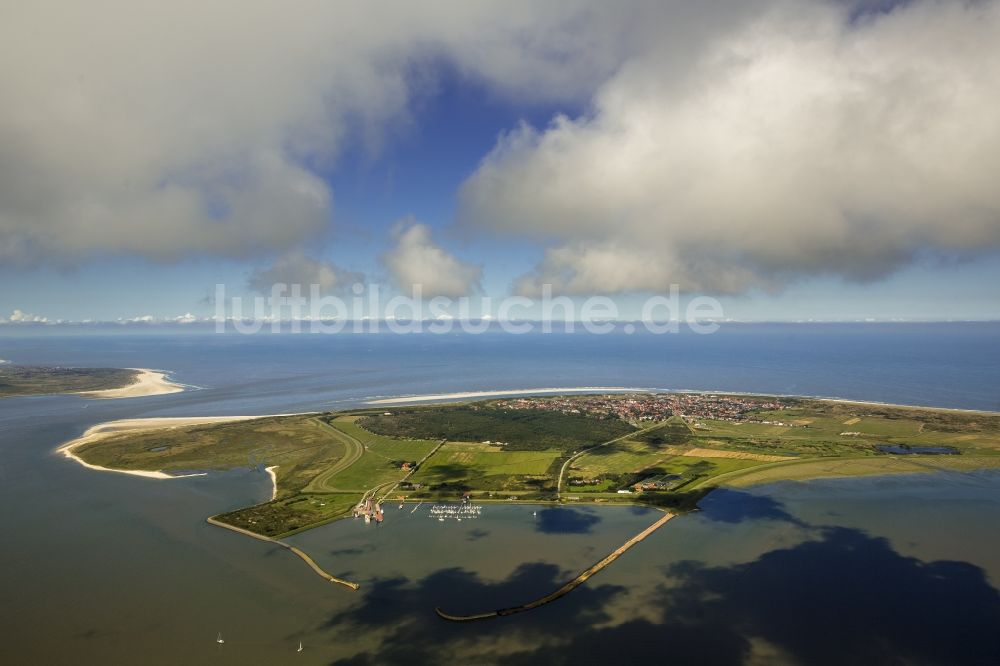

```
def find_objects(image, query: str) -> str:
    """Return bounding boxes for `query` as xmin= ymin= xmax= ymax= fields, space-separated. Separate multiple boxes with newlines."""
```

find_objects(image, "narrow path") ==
xmin=207 ymin=517 xmax=360 ymax=591
xmin=302 ymin=418 xmax=364 ymax=492
xmin=435 ymin=510 xmax=675 ymax=622
xmin=556 ymin=421 xmax=667 ymax=498
xmin=378 ymin=439 xmax=446 ymax=504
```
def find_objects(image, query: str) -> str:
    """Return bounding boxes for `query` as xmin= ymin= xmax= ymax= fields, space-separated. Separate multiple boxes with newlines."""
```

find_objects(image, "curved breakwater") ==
xmin=206 ymin=517 xmax=360 ymax=591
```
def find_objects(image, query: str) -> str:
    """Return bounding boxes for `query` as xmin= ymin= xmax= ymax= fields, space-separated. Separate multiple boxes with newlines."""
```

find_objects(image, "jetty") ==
xmin=207 ymin=517 xmax=360 ymax=591
xmin=435 ymin=511 xmax=675 ymax=622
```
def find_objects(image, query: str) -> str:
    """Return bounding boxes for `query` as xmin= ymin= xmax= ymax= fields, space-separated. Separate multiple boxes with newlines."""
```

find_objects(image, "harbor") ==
xmin=428 ymin=503 xmax=483 ymax=522
xmin=353 ymin=495 xmax=384 ymax=524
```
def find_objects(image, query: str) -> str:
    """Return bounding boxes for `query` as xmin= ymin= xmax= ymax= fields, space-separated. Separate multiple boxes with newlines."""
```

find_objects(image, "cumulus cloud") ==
xmin=461 ymin=1 xmax=1000 ymax=295
xmin=248 ymin=251 xmax=362 ymax=295
xmin=1 ymin=309 xmax=49 ymax=324
xmin=0 ymin=1 xmax=700 ymax=267
xmin=383 ymin=220 xmax=482 ymax=298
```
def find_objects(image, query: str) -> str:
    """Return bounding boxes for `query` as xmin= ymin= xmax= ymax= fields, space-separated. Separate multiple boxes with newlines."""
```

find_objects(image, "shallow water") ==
xmin=1 ymin=328 xmax=999 ymax=664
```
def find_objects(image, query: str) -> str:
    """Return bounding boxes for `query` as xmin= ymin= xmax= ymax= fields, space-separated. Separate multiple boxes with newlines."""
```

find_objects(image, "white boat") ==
xmin=216 ymin=632 xmax=225 ymax=644
xmin=297 ymin=641 xmax=303 ymax=652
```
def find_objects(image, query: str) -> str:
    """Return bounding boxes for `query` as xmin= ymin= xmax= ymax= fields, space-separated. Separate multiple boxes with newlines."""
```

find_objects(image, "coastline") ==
xmin=57 ymin=388 xmax=999 ymax=487
xmin=57 ymin=414 xmax=317 ymax=481
xmin=366 ymin=386 xmax=651 ymax=405
xmin=78 ymin=367 xmax=185 ymax=400
xmin=265 ymin=465 xmax=278 ymax=500
xmin=58 ymin=416 xmax=267 ymax=479
xmin=368 ymin=386 xmax=1000 ymax=415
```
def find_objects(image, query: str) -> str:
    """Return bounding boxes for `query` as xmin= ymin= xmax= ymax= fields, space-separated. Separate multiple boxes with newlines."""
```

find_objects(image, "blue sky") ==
xmin=2 ymin=1 xmax=999 ymax=324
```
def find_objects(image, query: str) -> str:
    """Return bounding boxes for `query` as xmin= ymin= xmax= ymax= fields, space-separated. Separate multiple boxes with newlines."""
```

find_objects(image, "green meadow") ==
xmin=71 ymin=394 xmax=1000 ymax=537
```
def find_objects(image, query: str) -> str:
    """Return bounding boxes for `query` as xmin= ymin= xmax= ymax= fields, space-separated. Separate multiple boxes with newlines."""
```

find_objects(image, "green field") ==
xmin=0 ymin=365 xmax=139 ymax=397
xmin=358 ymin=404 xmax=634 ymax=452
xmin=305 ymin=417 xmax=439 ymax=491
xmin=70 ymin=394 xmax=1000 ymax=537
xmin=409 ymin=442 xmax=562 ymax=492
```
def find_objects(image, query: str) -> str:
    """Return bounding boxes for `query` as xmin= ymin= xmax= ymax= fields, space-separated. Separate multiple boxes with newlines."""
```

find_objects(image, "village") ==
xmin=495 ymin=392 xmax=788 ymax=424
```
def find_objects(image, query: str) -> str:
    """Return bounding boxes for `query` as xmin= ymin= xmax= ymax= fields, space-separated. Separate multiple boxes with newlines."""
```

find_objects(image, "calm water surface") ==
xmin=1 ymin=326 xmax=999 ymax=664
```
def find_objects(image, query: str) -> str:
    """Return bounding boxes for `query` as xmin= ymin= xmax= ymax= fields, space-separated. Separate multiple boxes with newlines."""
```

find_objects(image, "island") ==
xmin=0 ymin=365 xmax=183 ymax=399
xmin=58 ymin=392 xmax=1000 ymax=617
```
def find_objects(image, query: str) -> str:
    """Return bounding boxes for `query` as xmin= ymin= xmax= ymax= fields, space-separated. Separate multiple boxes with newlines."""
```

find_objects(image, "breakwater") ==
xmin=207 ymin=517 xmax=360 ymax=591
xmin=435 ymin=511 xmax=675 ymax=621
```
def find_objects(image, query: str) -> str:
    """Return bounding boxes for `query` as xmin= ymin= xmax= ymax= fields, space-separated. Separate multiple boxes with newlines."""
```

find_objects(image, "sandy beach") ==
xmin=57 ymin=416 xmax=263 ymax=479
xmin=57 ymin=414 xmax=316 ymax=482
xmin=367 ymin=386 xmax=1000 ymax=414
xmin=265 ymin=466 xmax=279 ymax=500
xmin=365 ymin=387 xmax=650 ymax=405
xmin=78 ymin=367 xmax=185 ymax=399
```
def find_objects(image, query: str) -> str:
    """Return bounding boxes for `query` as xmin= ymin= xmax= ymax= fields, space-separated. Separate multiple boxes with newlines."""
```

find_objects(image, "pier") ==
xmin=207 ymin=517 xmax=360 ymax=591
xmin=435 ymin=511 xmax=675 ymax=621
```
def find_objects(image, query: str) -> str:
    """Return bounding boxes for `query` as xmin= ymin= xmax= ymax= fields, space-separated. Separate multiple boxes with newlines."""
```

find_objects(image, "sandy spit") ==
xmin=78 ymin=368 xmax=185 ymax=400
xmin=265 ymin=465 xmax=279 ymax=500
xmin=56 ymin=414 xmax=312 ymax=480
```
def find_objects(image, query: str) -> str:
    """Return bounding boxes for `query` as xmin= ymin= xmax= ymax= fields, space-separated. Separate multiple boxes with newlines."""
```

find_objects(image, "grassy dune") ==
xmin=0 ymin=366 xmax=139 ymax=397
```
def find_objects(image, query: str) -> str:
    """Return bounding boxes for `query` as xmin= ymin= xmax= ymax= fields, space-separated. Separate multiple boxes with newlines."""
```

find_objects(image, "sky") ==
xmin=1 ymin=0 xmax=999 ymax=324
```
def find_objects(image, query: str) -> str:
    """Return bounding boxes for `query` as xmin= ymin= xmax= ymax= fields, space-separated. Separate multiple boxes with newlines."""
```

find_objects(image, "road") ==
xmin=556 ymin=421 xmax=668 ymax=498
xmin=302 ymin=418 xmax=364 ymax=492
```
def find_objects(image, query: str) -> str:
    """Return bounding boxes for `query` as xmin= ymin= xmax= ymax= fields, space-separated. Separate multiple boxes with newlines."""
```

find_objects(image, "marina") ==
xmin=428 ymin=503 xmax=483 ymax=522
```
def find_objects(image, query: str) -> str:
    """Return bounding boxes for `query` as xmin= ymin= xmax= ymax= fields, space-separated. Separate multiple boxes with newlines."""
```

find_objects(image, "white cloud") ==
xmin=461 ymin=1 xmax=1000 ymax=295
xmin=0 ymin=1 xmax=695 ymax=267
xmin=248 ymin=251 xmax=361 ymax=295
xmin=2 ymin=309 xmax=49 ymax=324
xmin=383 ymin=220 xmax=482 ymax=298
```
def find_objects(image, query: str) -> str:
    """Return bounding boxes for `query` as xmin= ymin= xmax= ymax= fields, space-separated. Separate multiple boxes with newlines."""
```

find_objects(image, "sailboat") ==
xmin=216 ymin=632 xmax=225 ymax=644
xmin=297 ymin=641 xmax=303 ymax=652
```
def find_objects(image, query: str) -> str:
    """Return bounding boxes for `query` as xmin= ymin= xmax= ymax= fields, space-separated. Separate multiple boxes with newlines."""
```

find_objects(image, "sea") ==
xmin=1 ymin=323 xmax=998 ymax=664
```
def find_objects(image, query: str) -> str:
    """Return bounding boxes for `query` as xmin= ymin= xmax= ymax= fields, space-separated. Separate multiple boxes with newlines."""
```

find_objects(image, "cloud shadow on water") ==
xmin=324 ymin=561 xmax=627 ymax=665
xmin=696 ymin=488 xmax=807 ymax=526
xmin=326 ymin=525 xmax=1000 ymax=666
xmin=534 ymin=507 xmax=601 ymax=534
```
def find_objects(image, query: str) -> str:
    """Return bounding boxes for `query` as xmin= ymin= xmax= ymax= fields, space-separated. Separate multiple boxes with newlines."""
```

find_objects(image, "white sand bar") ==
xmin=265 ymin=465 xmax=279 ymax=500
xmin=365 ymin=387 xmax=651 ymax=405
xmin=78 ymin=367 xmax=185 ymax=399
